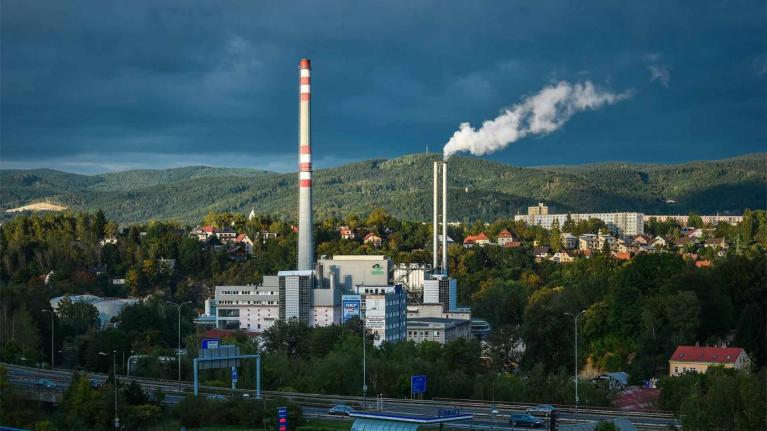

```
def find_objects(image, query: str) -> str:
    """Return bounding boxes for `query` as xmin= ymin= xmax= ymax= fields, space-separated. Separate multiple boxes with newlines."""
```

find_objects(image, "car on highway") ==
xmin=36 ymin=378 xmax=56 ymax=389
xmin=509 ymin=413 xmax=544 ymax=427
xmin=206 ymin=393 xmax=226 ymax=400
xmin=525 ymin=404 xmax=557 ymax=417
xmin=328 ymin=404 xmax=355 ymax=416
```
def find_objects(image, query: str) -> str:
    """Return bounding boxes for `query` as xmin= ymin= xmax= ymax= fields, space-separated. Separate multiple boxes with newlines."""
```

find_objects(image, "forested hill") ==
xmin=1 ymin=153 xmax=765 ymax=224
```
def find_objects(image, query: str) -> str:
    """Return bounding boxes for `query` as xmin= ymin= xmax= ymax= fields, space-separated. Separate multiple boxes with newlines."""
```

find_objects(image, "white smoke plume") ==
xmin=443 ymin=81 xmax=631 ymax=159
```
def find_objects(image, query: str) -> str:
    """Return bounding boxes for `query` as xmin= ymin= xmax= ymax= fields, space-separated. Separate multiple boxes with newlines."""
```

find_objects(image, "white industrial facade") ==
xmin=352 ymin=285 xmax=407 ymax=347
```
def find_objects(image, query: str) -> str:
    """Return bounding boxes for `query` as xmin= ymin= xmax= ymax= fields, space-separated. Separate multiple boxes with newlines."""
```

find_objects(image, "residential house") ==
xmin=217 ymin=226 xmax=238 ymax=243
xmin=669 ymin=345 xmax=750 ymax=376
xmin=695 ymin=260 xmax=712 ymax=268
xmin=496 ymin=229 xmax=515 ymax=247
xmin=364 ymin=233 xmax=383 ymax=248
xmin=190 ymin=225 xmax=217 ymax=241
xmin=339 ymin=226 xmax=356 ymax=240
xmin=651 ymin=236 xmax=669 ymax=248
xmin=612 ymin=252 xmax=631 ymax=261
xmin=578 ymin=234 xmax=599 ymax=251
xmin=463 ymin=232 xmax=491 ymax=248
xmin=632 ymin=234 xmax=653 ymax=245
xmin=560 ymin=233 xmax=578 ymax=249
xmin=674 ymin=236 xmax=698 ymax=248
xmin=234 ymin=233 xmax=254 ymax=253
xmin=704 ymin=238 xmax=728 ymax=249
xmin=549 ymin=252 xmax=575 ymax=263
xmin=533 ymin=246 xmax=551 ymax=259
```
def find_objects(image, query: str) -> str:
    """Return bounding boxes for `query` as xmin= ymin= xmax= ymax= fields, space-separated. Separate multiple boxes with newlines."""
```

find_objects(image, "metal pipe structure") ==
xmin=442 ymin=161 xmax=448 ymax=276
xmin=297 ymin=58 xmax=313 ymax=271
xmin=432 ymin=161 xmax=439 ymax=273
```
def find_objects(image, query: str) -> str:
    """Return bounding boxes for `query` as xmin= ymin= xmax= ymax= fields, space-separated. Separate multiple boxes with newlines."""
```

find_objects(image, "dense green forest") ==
xmin=2 ymin=153 xmax=764 ymax=224
xmin=0 ymin=209 xmax=765 ymax=430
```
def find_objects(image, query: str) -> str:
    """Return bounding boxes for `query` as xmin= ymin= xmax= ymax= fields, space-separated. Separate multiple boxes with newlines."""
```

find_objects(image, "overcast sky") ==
xmin=2 ymin=1 xmax=765 ymax=174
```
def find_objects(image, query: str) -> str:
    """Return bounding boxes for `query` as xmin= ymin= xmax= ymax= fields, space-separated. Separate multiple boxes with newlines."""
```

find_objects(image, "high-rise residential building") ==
xmin=528 ymin=202 xmax=549 ymax=216
xmin=515 ymin=211 xmax=644 ymax=235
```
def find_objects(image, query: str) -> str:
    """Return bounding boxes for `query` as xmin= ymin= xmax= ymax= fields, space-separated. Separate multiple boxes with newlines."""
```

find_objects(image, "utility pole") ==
xmin=41 ymin=310 xmax=54 ymax=368
xmin=565 ymin=310 xmax=586 ymax=418
xmin=167 ymin=300 xmax=191 ymax=390
xmin=362 ymin=327 xmax=367 ymax=409
xmin=99 ymin=350 xmax=118 ymax=429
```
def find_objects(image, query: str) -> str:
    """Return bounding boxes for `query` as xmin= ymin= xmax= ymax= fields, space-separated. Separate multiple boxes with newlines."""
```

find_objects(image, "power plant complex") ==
xmin=206 ymin=59 xmax=476 ymax=346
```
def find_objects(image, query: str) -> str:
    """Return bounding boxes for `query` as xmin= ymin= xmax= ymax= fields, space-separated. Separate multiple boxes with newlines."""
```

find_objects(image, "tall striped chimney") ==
xmin=297 ymin=58 xmax=313 ymax=271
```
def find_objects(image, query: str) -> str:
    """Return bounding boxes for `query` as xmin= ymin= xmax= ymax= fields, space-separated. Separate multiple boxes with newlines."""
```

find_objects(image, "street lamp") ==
xmin=41 ymin=309 xmax=54 ymax=368
xmin=99 ymin=350 xmax=118 ymax=429
xmin=167 ymin=300 xmax=191 ymax=390
xmin=362 ymin=326 xmax=367 ymax=409
xmin=564 ymin=310 xmax=586 ymax=418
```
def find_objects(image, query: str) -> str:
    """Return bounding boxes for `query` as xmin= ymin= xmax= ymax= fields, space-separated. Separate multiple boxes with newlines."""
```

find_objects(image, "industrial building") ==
xmin=407 ymin=317 xmax=472 ymax=344
xmin=207 ymin=59 xmax=473 ymax=345
xmin=345 ymin=285 xmax=408 ymax=347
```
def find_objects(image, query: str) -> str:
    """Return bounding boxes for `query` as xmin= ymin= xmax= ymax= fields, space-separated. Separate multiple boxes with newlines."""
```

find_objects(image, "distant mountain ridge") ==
xmin=1 ymin=153 xmax=765 ymax=224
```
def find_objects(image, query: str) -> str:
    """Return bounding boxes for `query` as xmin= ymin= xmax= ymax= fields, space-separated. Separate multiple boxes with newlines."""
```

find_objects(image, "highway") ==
xmin=4 ymin=363 xmax=677 ymax=430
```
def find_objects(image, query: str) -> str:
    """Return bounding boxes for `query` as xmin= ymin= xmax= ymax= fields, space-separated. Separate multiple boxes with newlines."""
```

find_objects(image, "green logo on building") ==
xmin=371 ymin=263 xmax=384 ymax=276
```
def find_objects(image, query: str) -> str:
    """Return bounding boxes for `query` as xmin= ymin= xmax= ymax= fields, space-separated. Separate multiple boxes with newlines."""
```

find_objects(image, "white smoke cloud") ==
xmin=442 ymin=81 xmax=631 ymax=159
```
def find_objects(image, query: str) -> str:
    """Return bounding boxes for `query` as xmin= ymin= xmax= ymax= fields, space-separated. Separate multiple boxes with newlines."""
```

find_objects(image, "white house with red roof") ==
xmin=363 ymin=232 xmax=382 ymax=247
xmin=463 ymin=232 xmax=490 ymax=248
xmin=190 ymin=225 xmax=217 ymax=241
xmin=339 ymin=226 xmax=356 ymax=240
xmin=669 ymin=345 xmax=750 ymax=376
xmin=496 ymin=229 xmax=515 ymax=246
xmin=234 ymin=233 xmax=254 ymax=253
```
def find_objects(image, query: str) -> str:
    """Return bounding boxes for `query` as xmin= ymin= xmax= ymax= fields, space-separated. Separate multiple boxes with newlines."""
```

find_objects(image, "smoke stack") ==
xmin=297 ymin=58 xmax=313 ymax=271
xmin=442 ymin=161 xmax=448 ymax=276
xmin=433 ymin=161 xmax=439 ymax=273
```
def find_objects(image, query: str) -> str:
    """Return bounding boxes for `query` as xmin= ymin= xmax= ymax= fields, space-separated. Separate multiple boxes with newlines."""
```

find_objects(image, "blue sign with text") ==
xmin=411 ymin=374 xmax=427 ymax=394
xmin=201 ymin=338 xmax=220 ymax=349
xmin=231 ymin=367 xmax=238 ymax=383
xmin=277 ymin=407 xmax=288 ymax=431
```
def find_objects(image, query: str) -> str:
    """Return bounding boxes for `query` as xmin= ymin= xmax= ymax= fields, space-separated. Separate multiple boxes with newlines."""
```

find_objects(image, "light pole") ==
xmin=167 ymin=300 xmax=191 ymax=390
xmin=41 ymin=309 xmax=54 ymax=368
xmin=362 ymin=326 xmax=367 ymax=409
xmin=99 ymin=350 xmax=118 ymax=429
xmin=565 ymin=310 xmax=586 ymax=418
xmin=491 ymin=374 xmax=499 ymax=431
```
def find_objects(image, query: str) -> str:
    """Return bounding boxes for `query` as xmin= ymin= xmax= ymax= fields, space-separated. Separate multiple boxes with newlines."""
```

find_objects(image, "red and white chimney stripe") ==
xmin=299 ymin=59 xmax=311 ymax=188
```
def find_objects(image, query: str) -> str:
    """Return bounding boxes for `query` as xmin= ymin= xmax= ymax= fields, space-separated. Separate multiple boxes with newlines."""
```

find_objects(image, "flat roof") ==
xmin=329 ymin=255 xmax=388 ymax=261
xmin=407 ymin=317 xmax=470 ymax=328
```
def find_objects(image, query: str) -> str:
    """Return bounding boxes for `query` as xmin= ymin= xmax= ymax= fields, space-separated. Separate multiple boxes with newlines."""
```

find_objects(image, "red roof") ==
xmin=364 ymin=232 xmax=381 ymax=241
xmin=202 ymin=225 xmax=216 ymax=233
xmin=613 ymin=252 xmax=631 ymax=261
xmin=464 ymin=233 xmax=489 ymax=244
xmin=670 ymin=345 xmax=745 ymax=364
xmin=695 ymin=260 xmax=712 ymax=268
xmin=497 ymin=229 xmax=513 ymax=238
xmin=504 ymin=241 xmax=522 ymax=248
xmin=235 ymin=233 xmax=249 ymax=242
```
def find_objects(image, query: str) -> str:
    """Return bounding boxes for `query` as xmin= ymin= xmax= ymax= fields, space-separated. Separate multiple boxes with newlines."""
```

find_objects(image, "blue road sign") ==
xmin=231 ymin=367 xmax=238 ymax=383
xmin=277 ymin=407 xmax=288 ymax=431
xmin=201 ymin=338 xmax=220 ymax=349
xmin=411 ymin=375 xmax=427 ymax=394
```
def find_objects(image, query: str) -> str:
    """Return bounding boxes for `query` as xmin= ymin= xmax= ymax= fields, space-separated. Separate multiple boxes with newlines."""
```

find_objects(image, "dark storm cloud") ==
xmin=1 ymin=1 xmax=765 ymax=173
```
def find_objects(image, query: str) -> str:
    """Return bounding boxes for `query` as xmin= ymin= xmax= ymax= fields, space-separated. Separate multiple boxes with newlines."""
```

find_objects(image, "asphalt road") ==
xmin=4 ymin=363 xmax=676 ymax=430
